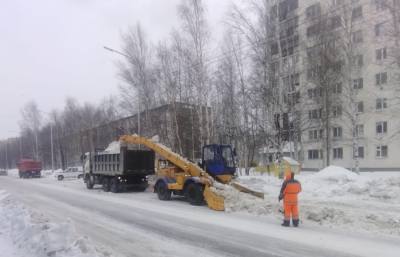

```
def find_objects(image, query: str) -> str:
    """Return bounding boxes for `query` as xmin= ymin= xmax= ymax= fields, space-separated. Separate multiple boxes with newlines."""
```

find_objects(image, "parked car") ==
xmin=54 ymin=167 xmax=83 ymax=181
xmin=0 ymin=170 xmax=7 ymax=176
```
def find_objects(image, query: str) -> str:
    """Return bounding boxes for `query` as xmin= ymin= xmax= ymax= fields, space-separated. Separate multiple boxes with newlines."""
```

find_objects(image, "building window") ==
xmin=376 ymin=98 xmax=388 ymax=110
xmin=333 ymin=148 xmax=343 ymax=159
xmin=307 ymin=87 xmax=321 ymax=99
xmin=351 ymin=6 xmax=363 ymax=21
xmin=332 ymin=83 xmax=342 ymax=94
xmin=376 ymin=47 xmax=387 ymax=60
xmin=376 ymin=72 xmax=387 ymax=85
xmin=332 ymin=0 xmax=344 ymax=6
xmin=375 ymin=0 xmax=388 ymax=11
xmin=353 ymin=78 xmax=363 ymax=89
xmin=308 ymin=149 xmax=322 ymax=160
xmin=271 ymin=42 xmax=279 ymax=55
xmin=353 ymin=54 xmax=363 ymax=67
xmin=376 ymin=121 xmax=388 ymax=134
xmin=352 ymin=30 xmax=363 ymax=43
xmin=307 ymin=23 xmax=321 ymax=37
xmin=355 ymin=146 xmax=364 ymax=159
xmin=306 ymin=3 xmax=321 ymax=19
xmin=355 ymin=124 xmax=364 ymax=137
xmin=309 ymin=108 xmax=322 ymax=119
xmin=332 ymin=106 xmax=342 ymax=117
xmin=333 ymin=127 xmax=343 ymax=138
xmin=375 ymin=23 xmax=384 ymax=37
xmin=309 ymin=129 xmax=323 ymax=140
xmin=279 ymin=0 xmax=299 ymax=21
xmin=376 ymin=145 xmax=388 ymax=158
xmin=357 ymin=101 xmax=364 ymax=113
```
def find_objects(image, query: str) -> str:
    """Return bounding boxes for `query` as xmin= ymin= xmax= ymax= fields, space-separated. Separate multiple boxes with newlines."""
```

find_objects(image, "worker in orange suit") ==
xmin=279 ymin=172 xmax=301 ymax=227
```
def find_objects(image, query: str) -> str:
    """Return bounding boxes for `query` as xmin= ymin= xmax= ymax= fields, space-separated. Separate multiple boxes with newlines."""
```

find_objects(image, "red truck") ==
xmin=17 ymin=159 xmax=42 ymax=178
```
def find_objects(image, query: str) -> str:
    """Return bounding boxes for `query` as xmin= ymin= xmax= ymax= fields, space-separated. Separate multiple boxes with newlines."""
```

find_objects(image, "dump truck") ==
xmin=17 ymin=159 xmax=42 ymax=178
xmin=83 ymin=145 xmax=155 ymax=192
xmin=119 ymin=135 xmax=263 ymax=211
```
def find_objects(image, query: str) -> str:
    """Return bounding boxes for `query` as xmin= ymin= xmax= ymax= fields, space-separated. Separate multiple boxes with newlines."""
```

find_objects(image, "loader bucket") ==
xmin=203 ymin=185 xmax=225 ymax=211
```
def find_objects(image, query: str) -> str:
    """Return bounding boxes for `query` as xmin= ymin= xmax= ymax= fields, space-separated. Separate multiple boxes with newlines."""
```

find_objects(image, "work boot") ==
xmin=281 ymin=220 xmax=290 ymax=227
xmin=292 ymin=219 xmax=299 ymax=227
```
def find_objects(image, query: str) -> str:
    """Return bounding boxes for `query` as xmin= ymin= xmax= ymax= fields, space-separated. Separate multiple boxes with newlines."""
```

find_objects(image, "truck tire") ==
xmin=156 ymin=181 xmax=171 ymax=201
xmin=185 ymin=183 xmax=204 ymax=206
xmin=110 ymin=178 xmax=120 ymax=193
xmin=102 ymin=177 xmax=111 ymax=192
xmin=57 ymin=175 xmax=64 ymax=181
xmin=86 ymin=175 xmax=94 ymax=189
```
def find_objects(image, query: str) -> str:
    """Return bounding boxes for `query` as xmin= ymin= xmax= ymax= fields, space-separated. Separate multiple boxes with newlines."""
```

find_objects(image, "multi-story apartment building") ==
xmin=267 ymin=0 xmax=400 ymax=171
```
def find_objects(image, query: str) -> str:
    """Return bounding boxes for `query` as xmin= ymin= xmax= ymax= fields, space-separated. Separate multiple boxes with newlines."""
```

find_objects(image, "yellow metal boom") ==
xmin=119 ymin=135 xmax=212 ymax=183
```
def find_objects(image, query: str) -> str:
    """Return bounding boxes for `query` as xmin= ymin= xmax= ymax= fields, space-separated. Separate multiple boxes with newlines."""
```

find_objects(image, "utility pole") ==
xmin=50 ymin=123 xmax=54 ymax=172
xmin=5 ymin=139 xmax=8 ymax=171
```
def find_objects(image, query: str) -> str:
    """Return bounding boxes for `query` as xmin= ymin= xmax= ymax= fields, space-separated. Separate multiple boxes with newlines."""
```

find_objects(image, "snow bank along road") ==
xmin=0 ymin=176 xmax=398 ymax=257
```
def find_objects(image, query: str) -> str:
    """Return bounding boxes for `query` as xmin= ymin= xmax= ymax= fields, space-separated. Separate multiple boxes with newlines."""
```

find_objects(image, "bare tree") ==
xmin=119 ymin=23 xmax=158 ymax=131
xmin=20 ymin=101 xmax=42 ymax=160
xmin=178 ymin=0 xmax=211 ymax=151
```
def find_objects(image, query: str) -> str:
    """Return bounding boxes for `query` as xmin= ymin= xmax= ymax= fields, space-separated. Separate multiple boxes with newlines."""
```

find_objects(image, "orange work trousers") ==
xmin=284 ymin=203 xmax=299 ymax=221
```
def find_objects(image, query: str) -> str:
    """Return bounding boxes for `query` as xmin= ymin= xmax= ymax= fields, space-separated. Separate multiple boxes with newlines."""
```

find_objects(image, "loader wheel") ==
xmin=186 ymin=183 xmax=204 ymax=206
xmin=102 ymin=178 xmax=111 ymax=192
xmin=86 ymin=175 xmax=94 ymax=189
xmin=156 ymin=181 xmax=171 ymax=201
xmin=110 ymin=178 xmax=120 ymax=193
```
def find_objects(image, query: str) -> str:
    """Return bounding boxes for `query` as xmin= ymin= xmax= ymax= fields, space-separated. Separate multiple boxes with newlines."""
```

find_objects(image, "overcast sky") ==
xmin=0 ymin=0 xmax=235 ymax=139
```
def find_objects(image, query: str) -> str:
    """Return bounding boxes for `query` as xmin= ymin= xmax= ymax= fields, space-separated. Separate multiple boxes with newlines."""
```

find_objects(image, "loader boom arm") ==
xmin=119 ymin=135 xmax=207 ymax=178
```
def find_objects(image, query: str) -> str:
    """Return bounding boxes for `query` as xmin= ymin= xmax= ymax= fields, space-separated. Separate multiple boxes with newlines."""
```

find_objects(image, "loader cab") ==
xmin=202 ymin=144 xmax=236 ymax=178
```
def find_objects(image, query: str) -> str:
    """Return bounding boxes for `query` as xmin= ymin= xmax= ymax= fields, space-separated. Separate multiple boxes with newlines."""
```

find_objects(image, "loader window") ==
xmin=222 ymin=147 xmax=235 ymax=168
xmin=203 ymin=147 xmax=214 ymax=161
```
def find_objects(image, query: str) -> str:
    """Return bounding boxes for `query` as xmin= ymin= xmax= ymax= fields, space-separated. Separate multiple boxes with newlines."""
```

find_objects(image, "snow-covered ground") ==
xmin=0 ymin=190 xmax=113 ymax=257
xmin=1 ymin=166 xmax=400 ymax=256
xmin=234 ymin=166 xmax=400 ymax=236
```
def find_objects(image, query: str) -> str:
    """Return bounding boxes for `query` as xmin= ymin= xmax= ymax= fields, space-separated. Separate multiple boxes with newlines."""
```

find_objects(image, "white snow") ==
xmin=233 ymin=166 xmax=400 ymax=236
xmin=281 ymin=156 xmax=299 ymax=165
xmin=0 ymin=190 xmax=113 ymax=257
xmin=104 ymin=141 xmax=121 ymax=154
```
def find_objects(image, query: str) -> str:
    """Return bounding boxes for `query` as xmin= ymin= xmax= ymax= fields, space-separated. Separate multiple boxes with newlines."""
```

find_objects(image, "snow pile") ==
xmin=6 ymin=169 xmax=19 ymax=177
xmin=235 ymin=167 xmax=400 ymax=236
xmin=104 ymin=141 xmax=120 ymax=154
xmin=211 ymin=183 xmax=275 ymax=215
xmin=314 ymin=166 xmax=358 ymax=183
xmin=0 ymin=190 xmax=111 ymax=257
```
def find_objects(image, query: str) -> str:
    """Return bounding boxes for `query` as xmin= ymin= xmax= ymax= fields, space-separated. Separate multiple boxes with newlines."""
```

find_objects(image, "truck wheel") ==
xmin=110 ymin=178 xmax=120 ymax=193
xmin=57 ymin=175 xmax=64 ymax=181
xmin=156 ymin=181 xmax=171 ymax=201
xmin=86 ymin=175 xmax=94 ymax=189
xmin=185 ymin=183 xmax=205 ymax=206
xmin=102 ymin=178 xmax=111 ymax=192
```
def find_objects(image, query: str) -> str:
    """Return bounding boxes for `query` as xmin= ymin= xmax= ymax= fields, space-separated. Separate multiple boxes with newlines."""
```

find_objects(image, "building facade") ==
xmin=268 ymin=0 xmax=400 ymax=171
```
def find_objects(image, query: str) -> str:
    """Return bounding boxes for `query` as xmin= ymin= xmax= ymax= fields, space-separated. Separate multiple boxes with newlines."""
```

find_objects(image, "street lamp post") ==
xmin=104 ymin=46 xmax=141 ymax=137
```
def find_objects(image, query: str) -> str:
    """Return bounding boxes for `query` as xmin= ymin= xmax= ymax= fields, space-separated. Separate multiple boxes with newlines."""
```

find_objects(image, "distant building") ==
xmin=78 ymin=102 xmax=210 ymax=161
xmin=266 ymin=0 xmax=400 ymax=171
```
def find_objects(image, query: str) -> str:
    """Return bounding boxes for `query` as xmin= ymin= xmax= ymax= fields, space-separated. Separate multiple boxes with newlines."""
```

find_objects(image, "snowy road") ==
xmin=0 ymin=176 xmax=398 ymax=257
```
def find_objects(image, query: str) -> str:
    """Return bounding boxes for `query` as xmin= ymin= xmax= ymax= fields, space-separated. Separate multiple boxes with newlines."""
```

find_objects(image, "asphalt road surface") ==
xmin=0 ymin=176 xmax=397 ymax=257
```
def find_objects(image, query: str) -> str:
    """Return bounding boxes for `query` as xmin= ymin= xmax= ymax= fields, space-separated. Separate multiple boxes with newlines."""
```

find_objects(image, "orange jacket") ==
xmin=279 ymin=179 xmax=301 ymax=205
